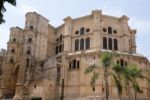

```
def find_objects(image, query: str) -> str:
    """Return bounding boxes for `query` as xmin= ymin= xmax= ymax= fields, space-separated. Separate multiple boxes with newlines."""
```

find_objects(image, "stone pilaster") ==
xmin=92 ymin=10 xmax=102 ymax=49
xmin=131 ymin=29 xmax=136 ymax=53
xmin=63 ymin=16 xmax=72 ymax=52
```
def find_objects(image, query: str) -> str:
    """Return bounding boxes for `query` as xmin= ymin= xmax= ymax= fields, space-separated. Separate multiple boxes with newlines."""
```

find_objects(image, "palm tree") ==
xmin=111 ymin=64 xmax=123 ymax=100
xmin=0 ymin=0 xmax=16 ymax=24
xmin=85 ymin=52 xmax=113 ymax=100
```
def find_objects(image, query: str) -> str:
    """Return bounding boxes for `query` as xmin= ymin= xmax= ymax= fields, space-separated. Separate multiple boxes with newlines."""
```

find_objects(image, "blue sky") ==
xmin=0 ymin=0 xmax=150 ymax=59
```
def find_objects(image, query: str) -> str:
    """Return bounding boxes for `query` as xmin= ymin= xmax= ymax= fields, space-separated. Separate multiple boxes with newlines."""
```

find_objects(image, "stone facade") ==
xmin=0 ymin=10 xmax=150 ymax=100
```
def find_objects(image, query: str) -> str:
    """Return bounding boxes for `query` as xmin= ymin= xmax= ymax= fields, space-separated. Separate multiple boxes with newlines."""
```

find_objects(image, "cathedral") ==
xmin=0 ymin=10 xmax=149 ymax=100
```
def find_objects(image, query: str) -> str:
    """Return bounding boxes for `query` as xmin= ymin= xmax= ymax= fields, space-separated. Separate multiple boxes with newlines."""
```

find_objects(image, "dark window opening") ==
xmin=56 ymin=38 xmax=59 ymax=42
xmin=75 ymin=31 xmax=79 ymax=35
xmin=86 ymin=37 xmax=90 ymax=49
xmin=77 ymin=61 xmax=80 ymax=69
xmin=103 ymin=37 xmax=107 ymax=49
xmin=13 ymin=39 xmax=16 ymax=42
xmin=55 ymin=46 xmax=58 ymax=54
xmin=75 ymin=39 xmax=79 ymax=51
xmin=10 ymin=59 xmax=14 ymax=63
xmin=86 ymin=28 xmax=90 ymax=32
xmin=69 ymin=62 xmax=72 ymax=69
xmin=34 ymin=84 xmax=36 ymax=89
xmin=59 ymin=45 xmax=62 ymax=53
xmin=27 ymin=58 xmax=29 ymax=66
xmin=117 ymin=60 xmax=119 ymax=65
xmin=60 ymin=35 xmax=63 ymax=41
xmin=125 ymin=61 xmax=127 ymax=66
xmin=72 ymin=59 xmax=76 ymax=69
xmin=80 ymin=38 xmax=84 ymax=50
xmin=12 ymin=49 xmax=15 ymax=53
xmin=114 ymin=39 xmax=118 ymax=50
xmin=120 ymin=59 xmax=124 ymax=67
xmin=28 ymin=38 xmax=32 ymax=43
xmin=30 ymin=26 xmax=33 ymax=30
xmin=103 ymin=28 xmax=107 ymax=32
xmin=27 ymin=50 xmax=31 ymax=55
xmin=108 ymin=38 xmax=112 ymax=50
xmin=93 ymin=87 xmax=95 ymax=91
xmin=113 ymin=30 xmax=117 ymax=34
xmin=80 ymin=27 xmax=85 ymax=35
xmin=108 ymin=27 xmax=112 ymax=34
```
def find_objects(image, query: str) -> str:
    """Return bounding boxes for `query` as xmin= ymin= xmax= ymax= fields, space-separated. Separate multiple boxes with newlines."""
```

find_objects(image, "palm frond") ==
xmin=90 ymin=72 xmax=99 ymax=88
xmin=101 ymin=52 xmax=112 ymax=68
xmin=85 ymin=64 xmax=98 ymax=74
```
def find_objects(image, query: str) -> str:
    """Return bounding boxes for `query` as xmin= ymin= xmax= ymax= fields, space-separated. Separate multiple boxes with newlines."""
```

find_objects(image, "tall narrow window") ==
xmin=10 ymin=58 xmax=14 ymax=63
xmin=60 ymin=35 xmax=63 ymax=41
xmin=114 ymin=39 xmax=118 ymax=50
xmin=59 ymin=45 xmax=62 ymax=53
xmin=108 ymin=27 xmax=112 ymax=34
xmin=28 ymin=38 xmax=32 ymax=43
xmin=103 ymin=37 xmax=107 ymax=49
xmin=75 ymin=39 xmax=79 ymax=51
xmin=55 ymin=46 xmax=58 ymax=54
xmin=86 ymin=37 xmax=90 ymax=49
xmin=120 ymin=59 xmax=124 ymax=67
xmin=77 ymin=61 xmax=80 ymax=69
xmin=73 ymin=59 xmax=76 ymax=69
xmin=108 ymin=38 xmax=112 ymax=50
xmin=69 ymin=62 xmax=72 ymax=69
xmin=80 ymin=38 xmax=84 ymax=50
xmin=80 ymin=27 xmax=85 ymax=35
xmin=27 ymin=50 xmax=31 ymax=55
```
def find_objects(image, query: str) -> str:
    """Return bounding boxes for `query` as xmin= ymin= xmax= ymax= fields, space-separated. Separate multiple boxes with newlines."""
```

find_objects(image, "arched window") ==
xmin=11 ymin=49 xmax=15 ymax=53
xmin=114 ymin=39 xmax=118 ymax=50
xmin=80 ymin=38 xmax=84 ymax=50
xmin=27 ymin=50 xmax=31 ymax=55
xmin=77 ymin=61 xmax=80 ymax=69
xmin=55 ymin=46 xmax=58 ymax=54
xmin=103 ymin=37 xmax=107 ymax=49
xmin=86 ymin=37 xmax=90 ymax=49
xmin=108 ymin=27 xmax=112 ymax=34
xmin=108 ymin=38 xmax=112 ymax=50
xmin=59 ymin=45 xmax=62 ymax=52
xmin=60 ymin=35 xmax=63 ymax=41
xmin=28 ymin=38 xmax=32 ymax=43
xmin=75 ymin=39 xmax=79 ymax=51
xmin=80 ymin=27 xmax=85 ymax=35
xmin=69 ymin=62 xmax=72 ymax=69
xmin=120 ymin=59 xmax=124 ymax=67
xmin=73 ymin=59 xmax=76 ymax=69
xmin=27 ymin=58 xmax=29 ymax=66
xmin=10 ymin=58 xmax=14 ymax=63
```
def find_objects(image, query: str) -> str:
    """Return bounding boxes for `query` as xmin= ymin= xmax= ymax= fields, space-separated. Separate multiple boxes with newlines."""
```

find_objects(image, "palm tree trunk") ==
xmin=134 ymin=91 xmax=137 ymax=100
xmin=104 ymin=67 xmax=109 ymax=100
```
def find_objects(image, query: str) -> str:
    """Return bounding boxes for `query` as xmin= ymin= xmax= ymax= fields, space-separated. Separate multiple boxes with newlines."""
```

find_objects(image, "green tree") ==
xmin=0 ymin=0 xmax=16 ymax=24
xmin=85 ymin=52 xmax=113 ymax=100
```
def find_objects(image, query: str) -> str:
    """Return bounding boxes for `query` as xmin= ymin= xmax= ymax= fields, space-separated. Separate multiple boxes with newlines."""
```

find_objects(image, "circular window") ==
xmin=75 ymin=31 xmax=79 ymax=35
xmin=86 ymin=28 xmax=90 ymax=32
xmin=113 ymin=30 xmax=117 ymax=34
